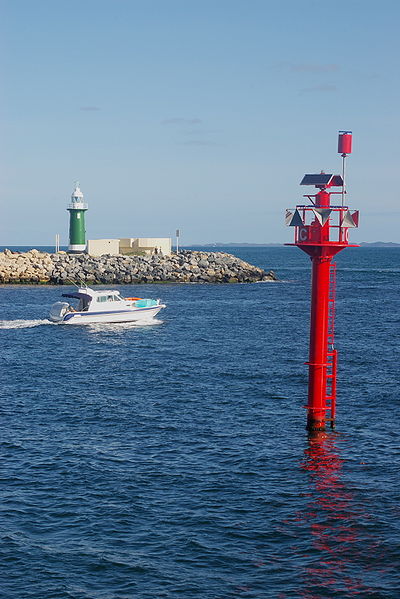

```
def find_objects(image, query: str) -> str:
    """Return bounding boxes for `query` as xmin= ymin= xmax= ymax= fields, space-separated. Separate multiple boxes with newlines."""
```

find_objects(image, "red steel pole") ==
xmin=306 ymin=188 xmax=332 ymax=431
xmin=307 ymin=255 xmax=331 ymax=430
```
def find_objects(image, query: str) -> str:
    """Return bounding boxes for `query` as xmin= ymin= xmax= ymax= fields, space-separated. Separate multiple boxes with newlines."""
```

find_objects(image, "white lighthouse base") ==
xmin=68 ymin=244 xmax=87 ymax=253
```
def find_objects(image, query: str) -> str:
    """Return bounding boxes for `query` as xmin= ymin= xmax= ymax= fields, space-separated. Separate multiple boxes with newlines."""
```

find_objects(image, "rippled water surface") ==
xmin=1 ymin=247 xmax=399 ymax=598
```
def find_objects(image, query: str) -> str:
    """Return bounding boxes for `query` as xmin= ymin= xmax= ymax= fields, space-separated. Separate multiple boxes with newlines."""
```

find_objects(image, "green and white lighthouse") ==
xmin=67 ymin=182 xmax=88 ymax=253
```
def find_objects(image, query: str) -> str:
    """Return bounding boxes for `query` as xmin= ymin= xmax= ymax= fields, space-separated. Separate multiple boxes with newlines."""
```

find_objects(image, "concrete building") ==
xmin=86 ymin=237 xmax=172 ymax=257
xmin=120 ymin=238 xmax=171 ymax=256
xmin=87 ymin=239 xmax=120 ymax=256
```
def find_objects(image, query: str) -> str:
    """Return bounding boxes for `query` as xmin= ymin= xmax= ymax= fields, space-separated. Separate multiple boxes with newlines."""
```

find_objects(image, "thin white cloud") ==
xmin=181 ymin=140 xmax=219 ymax=147
xmin=300 ymin=84 xmax=337 ymax=93
xmin=161 ymin=118 xmax=202 ymax=125
xmin=279 ymin=62 xmax=339 ymax=73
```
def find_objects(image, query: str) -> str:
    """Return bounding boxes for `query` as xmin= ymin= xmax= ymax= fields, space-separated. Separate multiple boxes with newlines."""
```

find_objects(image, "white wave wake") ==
xmin=0 ymin=319 xmax=54 ymax=330
xmin=86 ymin=319 xmax=164 ymax=331
xmin=0 ymin=318 xmax=164 ymax=331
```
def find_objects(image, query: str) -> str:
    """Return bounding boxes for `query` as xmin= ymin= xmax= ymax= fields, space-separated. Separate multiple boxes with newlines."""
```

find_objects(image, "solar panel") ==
xmin=300 ymin=174 xmax=333 ymax=186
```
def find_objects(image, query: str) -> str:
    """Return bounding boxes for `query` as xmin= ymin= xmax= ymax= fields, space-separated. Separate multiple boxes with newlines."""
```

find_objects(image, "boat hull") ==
xmin=55 ymin=305 xmax=164 ymax=324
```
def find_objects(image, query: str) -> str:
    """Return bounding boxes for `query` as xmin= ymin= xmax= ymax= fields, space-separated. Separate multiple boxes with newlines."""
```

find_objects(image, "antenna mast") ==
xmin=338 ymin=131 xmax=352 ymax=206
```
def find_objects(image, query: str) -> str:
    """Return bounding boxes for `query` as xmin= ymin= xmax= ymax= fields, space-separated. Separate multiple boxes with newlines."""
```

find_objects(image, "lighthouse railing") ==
xmin=67 ymin=202 xmax=88 ymax=210
xmin=286 ymin=205 xmax=357 ymax=244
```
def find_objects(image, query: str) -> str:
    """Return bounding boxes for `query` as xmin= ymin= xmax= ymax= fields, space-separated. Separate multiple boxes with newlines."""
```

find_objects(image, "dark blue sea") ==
xmin=1 ymin=246 xmax=399 ymax=598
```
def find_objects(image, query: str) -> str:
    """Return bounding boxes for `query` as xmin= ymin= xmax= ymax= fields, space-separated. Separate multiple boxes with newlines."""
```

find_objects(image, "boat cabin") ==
xmin=62 ymin=289 xmax=125 ymax=312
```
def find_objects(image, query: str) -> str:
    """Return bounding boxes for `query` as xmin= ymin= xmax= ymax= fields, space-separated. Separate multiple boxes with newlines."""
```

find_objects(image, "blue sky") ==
xmin=1 ymin=0 xmax=399 ymax=245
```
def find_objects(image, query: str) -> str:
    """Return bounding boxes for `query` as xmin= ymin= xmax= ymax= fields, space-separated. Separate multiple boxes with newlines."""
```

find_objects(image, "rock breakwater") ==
xmin=0 ymin=249 xmax=278 ymax=284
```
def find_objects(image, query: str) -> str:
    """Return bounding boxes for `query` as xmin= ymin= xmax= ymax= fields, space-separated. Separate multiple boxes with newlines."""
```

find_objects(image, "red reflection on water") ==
xmin=298 ymin=432 xmax=374 ymax=598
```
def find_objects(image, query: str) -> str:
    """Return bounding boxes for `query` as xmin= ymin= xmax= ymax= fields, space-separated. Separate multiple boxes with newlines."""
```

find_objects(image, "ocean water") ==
xmin=0 ymin=246 xmax=399 ymax=599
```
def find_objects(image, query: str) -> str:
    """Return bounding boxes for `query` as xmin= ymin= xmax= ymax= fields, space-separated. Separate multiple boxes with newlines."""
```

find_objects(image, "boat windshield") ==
xmin=62 ymin=291 xmax=92 ymax=312
xmin=96 ymin=294 xmax=123 ymax=303
xmin=78 ymin=297 xmax=91 ymax=311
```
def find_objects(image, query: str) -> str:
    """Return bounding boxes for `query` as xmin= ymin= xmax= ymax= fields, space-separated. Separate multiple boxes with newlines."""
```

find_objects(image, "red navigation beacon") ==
xmin=338 ymin=131 xmax=352 ymax=155
xmin=285 ymin=132 xmax=359 ymax=432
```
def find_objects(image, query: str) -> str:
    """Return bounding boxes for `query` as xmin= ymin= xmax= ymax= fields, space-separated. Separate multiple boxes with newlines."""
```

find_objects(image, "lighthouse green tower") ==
xmin=68 ymin=182 xmax=88 ymax=253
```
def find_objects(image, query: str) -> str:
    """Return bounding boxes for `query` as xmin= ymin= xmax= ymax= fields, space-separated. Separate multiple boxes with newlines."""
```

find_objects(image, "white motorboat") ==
xmin=49 ymin=286 xmax=165 ymax=324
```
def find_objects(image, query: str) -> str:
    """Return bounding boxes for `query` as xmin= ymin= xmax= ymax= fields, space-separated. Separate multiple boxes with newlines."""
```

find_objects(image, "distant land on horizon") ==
xmin=359 ymin=241 xmax=400 ymax=247
xmin=184 ymin=242 xmax=400 ymax=248
xmin=186 ymin=243 xmax=283 ymax=247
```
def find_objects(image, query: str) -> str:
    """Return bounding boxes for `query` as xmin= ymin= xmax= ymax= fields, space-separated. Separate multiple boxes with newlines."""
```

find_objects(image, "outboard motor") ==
xmin=49 ymin=301 xmax=70 ymax=322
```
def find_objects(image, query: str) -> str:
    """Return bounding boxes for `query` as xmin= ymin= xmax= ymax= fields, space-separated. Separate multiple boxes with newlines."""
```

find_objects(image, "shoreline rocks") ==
xmin=0 ymin=249 xmax=278 ymax=285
